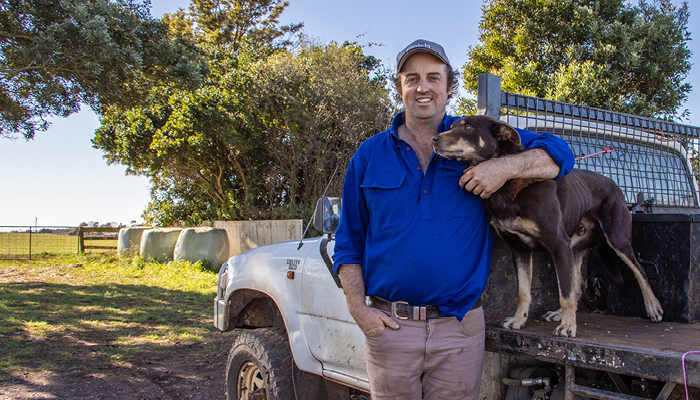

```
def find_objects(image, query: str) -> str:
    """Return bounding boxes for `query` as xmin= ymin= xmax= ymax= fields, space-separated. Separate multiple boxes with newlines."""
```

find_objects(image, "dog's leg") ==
xmin=603 ymin=234 xmax=664 ymax=322
xmin=554 ymin=296 xmax=577 ymax=337
xmin=599 ymin=199 xmax=664 ymax=322
xmin=502 ymin=249 xmax=532 ymax=330
xmin=543 ymin=246 xmax=588 ymax=322
xmin=548 ymin=237 xmax=578 ymax=337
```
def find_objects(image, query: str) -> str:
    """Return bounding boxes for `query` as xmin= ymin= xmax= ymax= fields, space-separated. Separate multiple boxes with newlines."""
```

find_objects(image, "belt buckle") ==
xmin=391 ymin=301 xmax=409 ymax=320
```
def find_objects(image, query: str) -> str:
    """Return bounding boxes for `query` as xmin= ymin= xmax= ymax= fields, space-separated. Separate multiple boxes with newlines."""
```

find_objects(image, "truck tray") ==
xmin=607 ymin=213 xmax=700 ymax=323
xmin=484 ymin=213 xmax=700 ymax=324
xmin=485 ymin=313 xmax=700 ymax=388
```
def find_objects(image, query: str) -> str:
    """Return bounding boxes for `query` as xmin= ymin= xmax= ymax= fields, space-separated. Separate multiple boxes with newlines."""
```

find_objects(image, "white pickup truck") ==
xmin=214 ymin=90 xmax=700 ymax=400
xmin=214 ymin=196 xmax=368 ymax=399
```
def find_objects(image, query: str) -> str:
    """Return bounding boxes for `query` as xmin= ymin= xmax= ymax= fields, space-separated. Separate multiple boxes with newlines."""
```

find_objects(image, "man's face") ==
xmin=398 ymin=53 xmax=450 ymax=122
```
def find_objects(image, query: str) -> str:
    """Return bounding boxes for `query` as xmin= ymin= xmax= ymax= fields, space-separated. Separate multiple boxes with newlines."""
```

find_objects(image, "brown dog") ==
xmin=432 ymin=115 xmax=663 ymax=337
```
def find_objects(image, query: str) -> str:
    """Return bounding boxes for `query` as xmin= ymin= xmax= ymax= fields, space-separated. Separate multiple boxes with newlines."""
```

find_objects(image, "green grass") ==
xmin=0 ymin=232 xmax=118 ymax=257
xmin=0 ymin=232 xmax=78 ymax=256
xmin=0 ymin=253 xmax=227 ymax=377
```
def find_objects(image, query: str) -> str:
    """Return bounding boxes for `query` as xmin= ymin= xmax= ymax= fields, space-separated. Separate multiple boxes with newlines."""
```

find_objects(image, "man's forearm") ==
xmin=500 ymin=148 xmax=560 ymax=180
xmin=338 ymin=263 xmax=367 ymax=311
xmin=460 ymin=148 xmax=560 ymax=198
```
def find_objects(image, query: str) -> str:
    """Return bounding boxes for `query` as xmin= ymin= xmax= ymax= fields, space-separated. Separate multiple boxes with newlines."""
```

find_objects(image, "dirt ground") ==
xmin=0 ymin=332 xmax=233 ymax=400
xmin=0 ymin=261 xmax=236 ymax=400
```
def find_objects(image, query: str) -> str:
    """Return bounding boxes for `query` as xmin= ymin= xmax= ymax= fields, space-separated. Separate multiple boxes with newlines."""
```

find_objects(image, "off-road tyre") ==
xmin=225 ymin=327 xmax=296 ymax=400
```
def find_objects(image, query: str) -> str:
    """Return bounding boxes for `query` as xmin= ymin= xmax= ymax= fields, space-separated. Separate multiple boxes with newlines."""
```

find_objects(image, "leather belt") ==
xmin=368 ymin=296 xmax=481 ymax=321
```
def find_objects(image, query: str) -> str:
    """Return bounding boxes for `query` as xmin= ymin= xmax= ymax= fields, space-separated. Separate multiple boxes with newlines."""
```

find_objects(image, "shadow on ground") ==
xmin=0 ymin=279 xmax=235 ymax=400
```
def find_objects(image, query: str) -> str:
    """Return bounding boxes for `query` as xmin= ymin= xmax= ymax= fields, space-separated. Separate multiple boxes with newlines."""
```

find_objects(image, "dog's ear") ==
xmin=492 ymin=121 xmax=521 ymax=145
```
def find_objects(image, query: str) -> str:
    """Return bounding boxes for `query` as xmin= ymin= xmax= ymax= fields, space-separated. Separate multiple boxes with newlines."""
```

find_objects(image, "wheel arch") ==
xmin=228 ymin=288 xmax=285 ymax=330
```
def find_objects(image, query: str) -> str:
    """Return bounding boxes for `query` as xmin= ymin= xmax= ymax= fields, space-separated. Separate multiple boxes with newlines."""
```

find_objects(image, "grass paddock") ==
xmin=0 ymin=253 xmax=226 ymax=375
xmin=0 ymin=232 xmax=117 ymax=258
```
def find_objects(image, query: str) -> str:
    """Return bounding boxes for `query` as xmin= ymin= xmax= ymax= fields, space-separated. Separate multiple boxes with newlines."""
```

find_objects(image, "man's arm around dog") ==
xmin=460 ymin=148 xmax=560 ymax=198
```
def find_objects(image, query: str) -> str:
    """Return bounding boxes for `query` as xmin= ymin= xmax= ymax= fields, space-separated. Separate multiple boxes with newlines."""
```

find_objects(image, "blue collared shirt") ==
xmin=333 ymin=112 xmax=574 ymax=319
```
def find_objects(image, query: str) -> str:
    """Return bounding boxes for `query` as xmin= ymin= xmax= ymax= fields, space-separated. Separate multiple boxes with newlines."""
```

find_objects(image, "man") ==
xmin=333 ymin=39 xmax=575 ymax=399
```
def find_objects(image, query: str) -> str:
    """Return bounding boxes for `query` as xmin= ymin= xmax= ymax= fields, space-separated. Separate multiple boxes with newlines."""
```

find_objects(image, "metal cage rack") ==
xmin=477 ymin=74 xmax=700 ymax=213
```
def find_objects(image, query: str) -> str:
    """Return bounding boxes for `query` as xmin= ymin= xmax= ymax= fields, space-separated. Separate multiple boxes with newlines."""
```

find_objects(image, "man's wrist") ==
xmin=338 ymin=263 xmax=368 ymax=308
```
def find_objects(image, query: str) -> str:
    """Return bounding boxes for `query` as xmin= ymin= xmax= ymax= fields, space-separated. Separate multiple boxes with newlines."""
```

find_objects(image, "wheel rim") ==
xmin=238 ymin=361 xmax=264 ymax=399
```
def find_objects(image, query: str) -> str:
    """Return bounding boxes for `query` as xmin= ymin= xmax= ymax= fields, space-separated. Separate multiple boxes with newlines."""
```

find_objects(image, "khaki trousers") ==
xmin=364 ymin=306 xmax=485 ymax=400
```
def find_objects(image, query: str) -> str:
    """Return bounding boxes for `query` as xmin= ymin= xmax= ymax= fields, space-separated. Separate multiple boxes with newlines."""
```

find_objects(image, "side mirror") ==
xmin=314 ymin=196 xmax=341 ymax=234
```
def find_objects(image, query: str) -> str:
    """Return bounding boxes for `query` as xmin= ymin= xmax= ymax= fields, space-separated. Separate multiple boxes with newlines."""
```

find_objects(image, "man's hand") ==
xmin=348 ymin=302 xmax=399 ymax=335
xmin=338 ymin=264 xmax=400 ymax=335
xmin=459 ymin=161 xmax=511 ymax=198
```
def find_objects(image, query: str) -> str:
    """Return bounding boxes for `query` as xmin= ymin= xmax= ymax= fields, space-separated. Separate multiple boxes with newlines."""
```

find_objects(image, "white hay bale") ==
xmin=139 ymin=228 xmax=183 ymax=262
xmin=173 ymin=227 xmax=230 ymax=271
xmin=117 ymin=227 xmax=152 ymax=257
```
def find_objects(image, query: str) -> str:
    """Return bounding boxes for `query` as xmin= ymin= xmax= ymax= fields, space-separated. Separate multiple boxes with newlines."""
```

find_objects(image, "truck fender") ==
xmin=225 ymin=287 xmax=326 ymax=379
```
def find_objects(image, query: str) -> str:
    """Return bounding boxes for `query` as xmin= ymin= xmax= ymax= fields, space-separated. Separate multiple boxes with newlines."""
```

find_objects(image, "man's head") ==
xmin=392 ymin=39 xmax=459 ymax=104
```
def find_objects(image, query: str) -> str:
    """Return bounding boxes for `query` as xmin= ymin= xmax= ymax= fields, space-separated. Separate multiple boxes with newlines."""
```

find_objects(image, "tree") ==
xmin=93 ymin=29 xmax=393 ymax=225
xmin=189 ymin=0 xmax=301 ymax=52
xmin=460 ymin=0 xmax=692 ymax=120
xmin=252 ymin=40 xmax=393 ymax=218
xmin=162 ymin=0 xmax=302 ymax=64
xmin=0 ymin=0 xmax=202 ymax=139
xmin=94 ymin=64 xmax=267 ymax=225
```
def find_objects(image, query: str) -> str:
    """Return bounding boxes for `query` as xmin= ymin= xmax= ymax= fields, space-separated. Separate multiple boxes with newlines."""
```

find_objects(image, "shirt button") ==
xmin=406 ymin=147 xmax=411 ymax=151
xmin=423 ymin=190 xmax=428 ymax=194
xmin=416 ymin=167 xmax=421 ymax=171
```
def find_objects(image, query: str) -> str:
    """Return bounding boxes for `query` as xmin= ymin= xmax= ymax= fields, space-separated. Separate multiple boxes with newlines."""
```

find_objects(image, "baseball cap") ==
xmin=396 ymin=39 xmax=452 ymax=74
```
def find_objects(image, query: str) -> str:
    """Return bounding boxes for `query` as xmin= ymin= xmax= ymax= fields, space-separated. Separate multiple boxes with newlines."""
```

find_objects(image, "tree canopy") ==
xmin=461 ymin=0 xmax=692 ymax=120
xmin=163 ymin=0 xmax=302 ymax=60
xmin=92 ymin=0 xmax=393 ymax=226
xmin=0 ymin=0 xmax=203 ymax=139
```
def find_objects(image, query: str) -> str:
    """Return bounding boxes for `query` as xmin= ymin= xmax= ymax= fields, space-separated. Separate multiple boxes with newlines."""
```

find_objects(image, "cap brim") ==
xmin=397 ymin=49 xmax=451 ymax=73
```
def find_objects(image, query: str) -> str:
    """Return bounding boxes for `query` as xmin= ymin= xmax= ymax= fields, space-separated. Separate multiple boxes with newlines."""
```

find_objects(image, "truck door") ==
xmin=299 ymin=239 xmax=368 ymax=386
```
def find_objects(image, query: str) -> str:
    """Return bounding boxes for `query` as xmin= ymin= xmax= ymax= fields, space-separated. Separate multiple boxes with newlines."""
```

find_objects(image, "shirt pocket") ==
xmin=438 ymin=162 xmax=484 ymax=220
xmin=361 ymin=172 xmax=411 ymax=234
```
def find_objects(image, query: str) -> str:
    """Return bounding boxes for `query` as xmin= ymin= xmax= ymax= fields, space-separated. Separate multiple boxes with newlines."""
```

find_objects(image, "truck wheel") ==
xmin=226 ymin=327 xmax=296 ymax=400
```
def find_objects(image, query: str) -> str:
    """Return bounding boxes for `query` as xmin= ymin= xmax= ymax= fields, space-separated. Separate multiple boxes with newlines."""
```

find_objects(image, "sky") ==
xmin=0 ymin=0 xmax=698 ymax=227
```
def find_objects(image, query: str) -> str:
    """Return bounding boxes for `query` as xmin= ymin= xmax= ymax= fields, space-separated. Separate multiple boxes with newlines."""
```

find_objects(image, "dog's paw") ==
xmin=645 ymin=299 xmax=664 ymax=322
xmin=553 ymin=322 xmax=577 ymax=338
xmin=542 ymin=309 xmax=562 ymax=322
xmin=502 ymin=316 xmax=527 ymax=330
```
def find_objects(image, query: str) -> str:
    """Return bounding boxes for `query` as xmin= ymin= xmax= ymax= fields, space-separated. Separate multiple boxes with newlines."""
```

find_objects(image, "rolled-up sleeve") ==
xmin=515 ymin=127 xmax=575 ymax=180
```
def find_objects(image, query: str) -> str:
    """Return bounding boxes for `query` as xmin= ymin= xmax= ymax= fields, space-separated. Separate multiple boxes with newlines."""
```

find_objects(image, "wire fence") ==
xmin=0 ymin=226 xmax=118 ymax=260
xmin=478 ymin=74 xmax=700 ymax=213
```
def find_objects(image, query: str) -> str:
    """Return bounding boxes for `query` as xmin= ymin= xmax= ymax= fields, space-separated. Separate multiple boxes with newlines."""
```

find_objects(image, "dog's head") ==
xmin=432 ymin=115 xmax=523 ymax=164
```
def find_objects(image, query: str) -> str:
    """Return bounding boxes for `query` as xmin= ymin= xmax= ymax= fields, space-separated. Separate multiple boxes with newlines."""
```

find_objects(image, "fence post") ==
xmin=477 ymin=73 xmax=502 ymax=118
xmin=78 ymin=227 xmax=84 ymax=253
xmin=28 ymin=227 xmax=32 ymax=261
